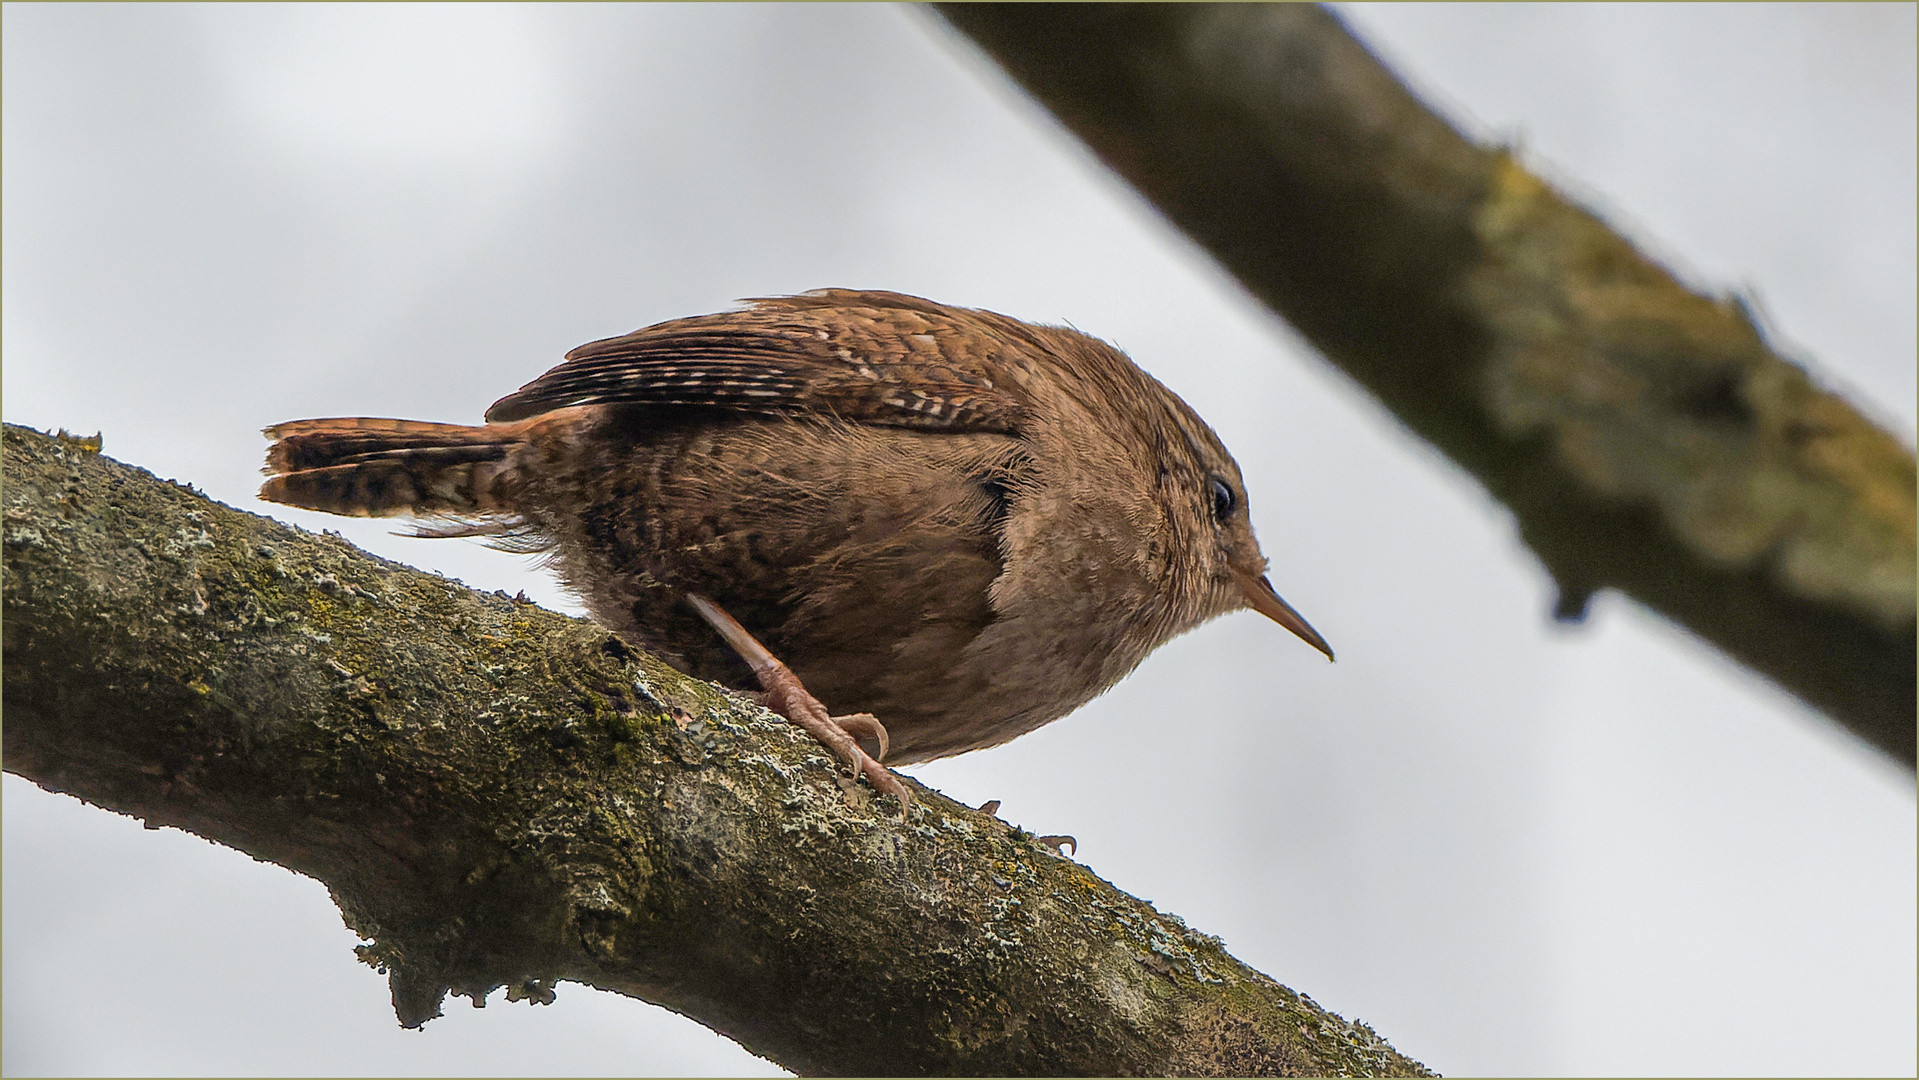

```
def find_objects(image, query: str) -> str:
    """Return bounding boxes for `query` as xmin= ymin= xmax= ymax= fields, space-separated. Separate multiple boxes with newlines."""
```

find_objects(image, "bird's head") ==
xmin=1142 ymin=379 xmax=1334 ymax=662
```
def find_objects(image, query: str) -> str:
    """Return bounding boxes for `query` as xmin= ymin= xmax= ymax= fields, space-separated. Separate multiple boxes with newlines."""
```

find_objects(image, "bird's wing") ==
xmin=483 ymin=290 xmax=1037 ymax=433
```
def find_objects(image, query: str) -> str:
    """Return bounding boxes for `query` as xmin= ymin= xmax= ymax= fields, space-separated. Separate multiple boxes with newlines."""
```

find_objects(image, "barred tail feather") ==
xmin=263 ymin=417 xmax=510 ymax=474
xmin=259 ymin=417 xmax=526 ymax=519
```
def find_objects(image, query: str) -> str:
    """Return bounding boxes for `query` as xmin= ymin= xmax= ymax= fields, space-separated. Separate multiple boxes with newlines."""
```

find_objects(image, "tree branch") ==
xmin=1 ymin=424 xmax=1433 ymax=1078
xmin=929 ymin=3 xmax=1916 ymax=767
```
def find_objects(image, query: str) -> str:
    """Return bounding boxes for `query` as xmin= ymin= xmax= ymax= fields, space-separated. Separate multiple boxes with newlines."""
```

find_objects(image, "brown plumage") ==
xmin=261 ymin=290 xmax=1331 ymax=810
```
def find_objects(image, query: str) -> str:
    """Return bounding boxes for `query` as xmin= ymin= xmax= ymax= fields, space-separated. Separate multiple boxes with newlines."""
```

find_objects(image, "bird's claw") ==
xmin=758 ymin=684 xmax=911 ymax=817
xmin=1035 ymin=834 xmax=1078 ymax=857
xmin=831 ymin=711 xmax=889 ymax=763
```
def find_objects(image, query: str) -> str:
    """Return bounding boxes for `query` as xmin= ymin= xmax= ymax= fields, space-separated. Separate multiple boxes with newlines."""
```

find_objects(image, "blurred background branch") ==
xmin=933 ymin=3 xmax=1915 ymax=766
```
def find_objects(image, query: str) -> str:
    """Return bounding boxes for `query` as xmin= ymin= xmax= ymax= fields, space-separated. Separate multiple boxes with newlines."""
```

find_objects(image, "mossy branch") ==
xmin=931 ymin=3 xmax=1916 ymax=767
xmin=1 ymin=424 xmax=1433 ymax=1078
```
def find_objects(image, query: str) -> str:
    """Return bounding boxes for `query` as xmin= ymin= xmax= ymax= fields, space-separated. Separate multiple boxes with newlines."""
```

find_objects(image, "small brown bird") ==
xmin=261 ymin=290 xmax=1331 ymax=809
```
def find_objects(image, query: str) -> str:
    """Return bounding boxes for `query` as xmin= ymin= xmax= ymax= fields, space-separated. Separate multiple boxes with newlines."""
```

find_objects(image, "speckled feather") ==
xmin=486 ymin=290 xmax=1036 ymax=433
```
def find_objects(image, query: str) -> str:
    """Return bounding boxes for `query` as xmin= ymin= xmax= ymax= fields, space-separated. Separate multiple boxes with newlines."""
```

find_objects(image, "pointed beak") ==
xmin=1235 ymin=570 xmax=1334 ymax=661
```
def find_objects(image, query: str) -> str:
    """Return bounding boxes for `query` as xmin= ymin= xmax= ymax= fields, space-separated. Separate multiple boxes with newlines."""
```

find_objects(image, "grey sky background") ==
xmin=3 ymin=4 xmax=1912 ymax=1076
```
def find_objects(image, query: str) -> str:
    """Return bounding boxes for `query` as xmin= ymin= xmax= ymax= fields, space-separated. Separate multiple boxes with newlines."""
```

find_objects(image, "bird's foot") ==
xmin=757 ymin=679 xmax=911 ymax=815
xmin=973 ymin=799 xmax=1072 ymax=856
xmin=684 ymin=591 xmax=912 ymax=815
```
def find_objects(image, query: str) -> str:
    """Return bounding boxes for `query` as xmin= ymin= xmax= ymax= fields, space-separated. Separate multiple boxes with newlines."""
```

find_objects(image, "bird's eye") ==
xmin=1208 ymin=476 xmax=1237 ymax=523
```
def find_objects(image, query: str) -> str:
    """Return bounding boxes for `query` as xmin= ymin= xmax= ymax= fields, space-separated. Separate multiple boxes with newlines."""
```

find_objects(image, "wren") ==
xmin=260 ymin=290 xmax=1332 ymax=810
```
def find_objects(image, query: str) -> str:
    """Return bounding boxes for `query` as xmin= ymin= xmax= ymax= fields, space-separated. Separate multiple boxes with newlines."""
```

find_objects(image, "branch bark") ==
xmin=1 ymin=423 xmax=1433 ymax=1078
xmin=930 ymin=3 xmax=1916 ymax=767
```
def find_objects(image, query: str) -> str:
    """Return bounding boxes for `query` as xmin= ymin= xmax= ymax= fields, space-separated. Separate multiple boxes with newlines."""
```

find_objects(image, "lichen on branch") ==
xmin=2 ymin=424 xmax=1432 ymax=1078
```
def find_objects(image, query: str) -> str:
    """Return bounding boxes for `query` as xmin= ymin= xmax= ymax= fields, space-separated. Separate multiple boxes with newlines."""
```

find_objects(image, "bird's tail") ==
xmin=260 ymin=416 xmax=536 ymax=519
